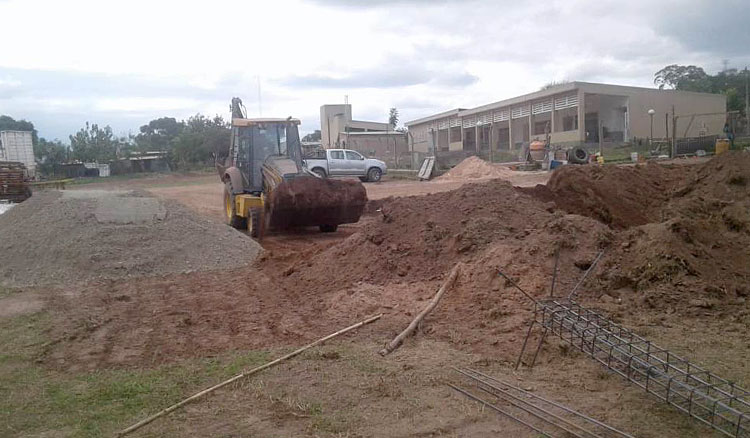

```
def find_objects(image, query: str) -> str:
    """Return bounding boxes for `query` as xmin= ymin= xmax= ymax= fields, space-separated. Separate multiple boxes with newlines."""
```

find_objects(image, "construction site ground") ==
xmin=1 ymin=156 xmax=748 ymax=438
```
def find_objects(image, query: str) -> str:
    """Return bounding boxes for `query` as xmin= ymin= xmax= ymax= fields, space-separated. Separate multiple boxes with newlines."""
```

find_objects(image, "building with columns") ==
xmin=405 ymin=82 xmax=726 ymax=156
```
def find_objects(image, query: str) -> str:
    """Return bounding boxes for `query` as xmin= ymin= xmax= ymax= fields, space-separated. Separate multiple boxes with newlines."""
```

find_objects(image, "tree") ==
xmin=134 ymin=117 xmax=184 ymax=152
xmin=69 ymin=122 xmax=123 ymax=162
xmin=388 ymin=107 xmax=399 ymax=128
xmin=35 ymin=138 xmax=69 ymax=176
xmin=540 ymin=80 xmax=571 ymax=91
xmin=0 ymin=115 xmax=38 ymax=145
xmin=302 ymin=130 xmax=321 ymax=142
xmin=171 ymin=114 xmax=229 ymax=168
xmin=653 ymin=65 xmax=710 ymax=91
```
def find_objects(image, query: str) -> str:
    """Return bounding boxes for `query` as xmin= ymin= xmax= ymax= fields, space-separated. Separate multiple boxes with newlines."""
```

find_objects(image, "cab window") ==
xmin=330 ymin=150 xmax=345 ymax=160
xmin=345 ymin=151 xmax=363 ymax=160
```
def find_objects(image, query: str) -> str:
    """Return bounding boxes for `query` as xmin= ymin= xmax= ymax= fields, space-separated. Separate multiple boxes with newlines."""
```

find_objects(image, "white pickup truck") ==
xmin=303 ymin=149 xmax=387 ymax=182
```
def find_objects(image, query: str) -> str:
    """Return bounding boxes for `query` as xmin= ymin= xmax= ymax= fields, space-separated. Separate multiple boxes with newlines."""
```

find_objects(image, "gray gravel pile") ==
xmin=0 ymin=190 xmax=262 ymax=287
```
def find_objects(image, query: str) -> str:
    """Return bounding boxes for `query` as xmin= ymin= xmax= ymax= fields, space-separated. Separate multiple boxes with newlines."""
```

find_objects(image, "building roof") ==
xmin=405 ymin=81 xmax=726 ymax=126
xmin=404 ymin=108 xmax=465 ymax=127
xmin=341 ymin=131 xmax=405 ymax=136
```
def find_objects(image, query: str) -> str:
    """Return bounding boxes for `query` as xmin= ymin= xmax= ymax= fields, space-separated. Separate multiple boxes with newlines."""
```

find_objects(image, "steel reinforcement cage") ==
xmin=532 ymin=299 xmax=750 ymax=438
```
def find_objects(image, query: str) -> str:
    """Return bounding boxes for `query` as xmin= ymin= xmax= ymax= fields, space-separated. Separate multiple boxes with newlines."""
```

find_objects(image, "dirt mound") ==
xmin=600 ymin=152 xmax=750 ymax=302
xmin=436 ymin=156 xmax=514 ymax=181
xmin=41 ymin=179 xmax=613 ymax=369
xmin=524 ymin=163 xmax=689 ymax=229
xmin=0 ymin=190 xmax=262 ymax=287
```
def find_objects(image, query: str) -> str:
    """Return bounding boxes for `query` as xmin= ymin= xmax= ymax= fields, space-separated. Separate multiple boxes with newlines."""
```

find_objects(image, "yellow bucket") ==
xmin=716 ymin=139 xmax=730 ymax=155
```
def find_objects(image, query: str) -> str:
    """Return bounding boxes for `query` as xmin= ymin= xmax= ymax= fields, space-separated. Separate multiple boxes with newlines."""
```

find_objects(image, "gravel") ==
xmin=0 ymin=190 xmax=262 ymax=287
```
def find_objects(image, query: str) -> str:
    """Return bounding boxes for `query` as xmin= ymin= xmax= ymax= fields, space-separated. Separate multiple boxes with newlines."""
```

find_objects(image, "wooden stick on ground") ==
xmin=379 ymin=263 xmax=461 ymax=356
xmin=118 ymin=313 xmax=383 ymax=437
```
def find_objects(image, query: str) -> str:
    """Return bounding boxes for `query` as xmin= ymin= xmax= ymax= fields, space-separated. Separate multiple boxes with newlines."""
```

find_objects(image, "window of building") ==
xmin=563 ymin=114 xmax=578 ymax=131
xmin=534 ymin=121 xmax=550 ymax=135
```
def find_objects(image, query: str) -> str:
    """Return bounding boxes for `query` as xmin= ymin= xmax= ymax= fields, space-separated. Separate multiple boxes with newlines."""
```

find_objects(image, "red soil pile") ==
xmin=524 ymin=163 xmax=689 ymax=228
xmin=602 ymin=152 xmax=750 ymax=301
xmin=269 ymin=176 xmax=367 ymax=228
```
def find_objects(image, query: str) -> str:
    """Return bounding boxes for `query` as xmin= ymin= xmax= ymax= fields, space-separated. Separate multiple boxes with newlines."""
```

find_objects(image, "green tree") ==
xmin=69 ymin=122 xmax=123 ymax=162
xmin=171 ymin=114 xmax=229 ymax=168
xmin=134 ymin=117 xmax=184 ymax=152
xmin=35 ymin=138 xmax=69 ymax=176
xmin=0 ymin=115 xmax=38 ymax=145
xmin=654 ymin=65 xmax=711 ymax=91
xmin=388 ymin=107 xmax=399 ymax=128
xmin=540 ymin=80 xmax=571 ymax=90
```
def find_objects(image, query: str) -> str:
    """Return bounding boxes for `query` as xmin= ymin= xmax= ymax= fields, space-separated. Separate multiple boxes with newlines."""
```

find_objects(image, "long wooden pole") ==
xmin=118 ymin=314 xmax=382 ymax=437
xmin=379 ymin=264 xmax=461 ymax=356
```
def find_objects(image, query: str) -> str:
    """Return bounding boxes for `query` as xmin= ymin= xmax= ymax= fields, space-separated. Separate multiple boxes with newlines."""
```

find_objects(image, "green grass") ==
xmin=0 ymin=310 xmax=270 ymax=438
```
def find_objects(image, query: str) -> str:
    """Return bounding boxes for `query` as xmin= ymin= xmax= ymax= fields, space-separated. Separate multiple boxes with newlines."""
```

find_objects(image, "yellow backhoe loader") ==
xmin=216 ymin=98 xmax=367 ymax=238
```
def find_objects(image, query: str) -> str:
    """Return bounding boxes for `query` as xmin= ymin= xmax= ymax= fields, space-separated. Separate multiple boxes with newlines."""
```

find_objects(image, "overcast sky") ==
xmin=1 ymin=0 xmax=748 ymax=141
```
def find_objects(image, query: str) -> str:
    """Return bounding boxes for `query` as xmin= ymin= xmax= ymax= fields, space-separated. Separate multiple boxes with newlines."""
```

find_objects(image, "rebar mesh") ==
xmin=532 ymin=299 xmax=750 ymax=438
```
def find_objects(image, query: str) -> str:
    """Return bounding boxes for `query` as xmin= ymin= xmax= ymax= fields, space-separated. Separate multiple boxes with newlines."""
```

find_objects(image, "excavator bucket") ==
xmin=267 ymin=175 xmax=367 ymax=229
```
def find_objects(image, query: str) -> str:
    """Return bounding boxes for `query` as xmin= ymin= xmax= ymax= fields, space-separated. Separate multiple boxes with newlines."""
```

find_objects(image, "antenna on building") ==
xmin=344 ymin=95 xmax=349 ymax=104
xmin=257 ymin=76 xmax=263 ymax=116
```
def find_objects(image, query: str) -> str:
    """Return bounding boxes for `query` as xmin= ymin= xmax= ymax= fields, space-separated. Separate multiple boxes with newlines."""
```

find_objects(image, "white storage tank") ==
xmin=0 ymin=131 xmax=36 ymax=178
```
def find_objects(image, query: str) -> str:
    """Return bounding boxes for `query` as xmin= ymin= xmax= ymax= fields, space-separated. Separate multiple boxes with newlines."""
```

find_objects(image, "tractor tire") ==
xmin=248 ymin=207 xmax=263 ymax=239
xmin=366 ymin=167 xmax=382 ymax=182
xmin=568 ymin=147 xmax=589 ymax=164
xmin=224 ymin=182 xmax=247 ymax=230
xmin=319 ymin=224 xmax=338 ymax=233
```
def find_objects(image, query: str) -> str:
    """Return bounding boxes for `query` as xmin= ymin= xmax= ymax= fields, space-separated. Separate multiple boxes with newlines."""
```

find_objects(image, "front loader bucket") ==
xmin=267 ymin=176 xmax=367 ymax=229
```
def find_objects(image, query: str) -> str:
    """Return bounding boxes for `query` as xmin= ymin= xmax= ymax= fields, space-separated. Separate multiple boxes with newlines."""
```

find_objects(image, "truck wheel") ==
xmin=358 ymin=177 xmax=368 ymax=182
xmin=312 ymin=168 xmax=327 ymax=178
xmin=367 ymin=167 xmax=382 ymax=182
xmin=248 ymin=207 xmax=263 ymax=238
xmin=319 ymin=224 xmax=338 ymax=233
xmin=224 ymin=182 xmax=247 ymax=229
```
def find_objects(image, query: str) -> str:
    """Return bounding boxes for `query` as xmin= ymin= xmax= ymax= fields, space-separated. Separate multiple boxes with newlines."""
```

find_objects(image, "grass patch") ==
xmin=0 ymin=310 xmax=270 ymax=438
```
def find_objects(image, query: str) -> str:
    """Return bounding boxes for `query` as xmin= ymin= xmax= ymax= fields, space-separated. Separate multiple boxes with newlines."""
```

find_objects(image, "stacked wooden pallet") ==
xmin=0 ymin=161 xmax=31 ymax=202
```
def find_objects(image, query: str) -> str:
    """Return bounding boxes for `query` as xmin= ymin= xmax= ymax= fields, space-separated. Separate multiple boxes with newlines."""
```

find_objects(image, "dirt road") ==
xmin=143 ymin=171 xmax=550 ymax=224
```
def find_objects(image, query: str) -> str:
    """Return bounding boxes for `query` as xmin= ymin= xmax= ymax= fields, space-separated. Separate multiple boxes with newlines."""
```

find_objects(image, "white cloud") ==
xmin=0 ymin=0 xmax=747 ymax=140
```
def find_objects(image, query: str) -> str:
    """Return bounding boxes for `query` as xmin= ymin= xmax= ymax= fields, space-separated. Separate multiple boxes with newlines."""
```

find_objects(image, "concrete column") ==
xmin=551 ymin=97 xmax=556 ymax=134
xmin=528 ymin=111 xmax=533 ymax=141
xmin=508 ymin=116 xmax=513 ymax=151
xmin=475 ymin=124 xmax=480 ymax=152
xmin=460 ymin=119 xmax=465 ymax=149
xmin=489 ymin=122 xmax=494 ymax=162
xmin=577 ymin=89 xmax=586 ymax=143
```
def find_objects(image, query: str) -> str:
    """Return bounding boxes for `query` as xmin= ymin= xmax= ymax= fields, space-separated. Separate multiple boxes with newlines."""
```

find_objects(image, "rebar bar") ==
xmin=455 ymin=368 xmax=605 ymax=438
xmin=461 ymin=367 xmax=636 ymax=438
xmin=448 ymin=383 xmax=553 ymax=437
xmin=567 ymin=250 xmax=605 ymax=299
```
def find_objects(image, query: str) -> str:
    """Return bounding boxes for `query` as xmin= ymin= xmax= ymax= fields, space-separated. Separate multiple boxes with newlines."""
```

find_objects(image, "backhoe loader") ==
xmin=217 ymin=98 xmax=367 ymax=238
